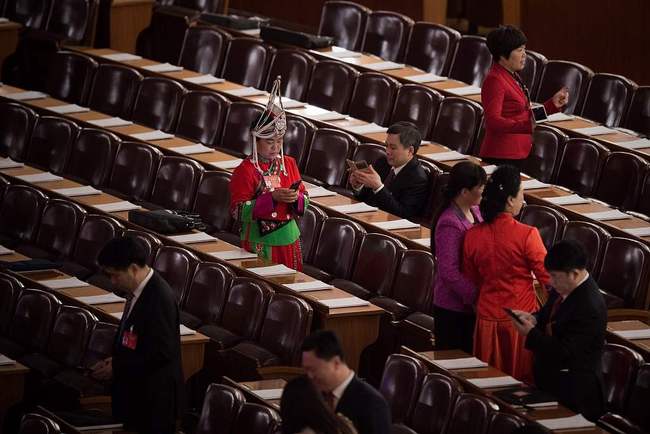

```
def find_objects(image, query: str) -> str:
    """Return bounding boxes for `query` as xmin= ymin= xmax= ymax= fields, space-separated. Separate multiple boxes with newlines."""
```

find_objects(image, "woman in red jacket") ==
xmin=480 ymin=25 xmax=569 ymax=168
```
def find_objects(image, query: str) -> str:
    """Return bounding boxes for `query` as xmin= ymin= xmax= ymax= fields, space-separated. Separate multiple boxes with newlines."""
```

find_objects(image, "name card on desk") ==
xmin=521 ymin=179 xmax=550 ymax=190
xmin=172 ymin=143 xmax=214 ymax=155
xmin=365 ymin=61 xmax=405 ymax=71
xmin=283 ymin=281 xmax=332 ymax=292
xmin=306 ymin=186 xmax=336 ymax=198
xmin=582 ymin=210 xmax=632 ymax=221
xmin=130 ymin=130 xmax=174 ymax=141
xmin=76 ymin=293 xmax=126 ymax=305
xmin=88 ymin=117 xmax=133 ymax=127
xmin=432 ymin=357 xmax=488 ymax=370
xmin=446 ymin=85 xmax=482 ymax=96
xmin=623 ymin=227 xmax=650 ymax=237
xmin=0 ymin=158 xmax=23 ymax=169
xmin=101 ymin=53 xmax=142 ymax=61
xmin=54 ymin=186 xmax=102 ymax=197
xmin=468 ymin=376 xmax=522 ymax=388
xmin=169 ymin=232 xmax=217 ymax=244
xmin=49 ymin=104 xmax=90 ymax=114
xmin=0 ymin=245 xmax=14 ymax=255
xmin=572 ymin=125 xmax=617 ymax=136
xmin=331 ymin=203 xmax=378 ymax=214
xmin=95 ymin=201 xmax=141 ymax=213
xmin=5 ymin=91 xmax=47 ymax=101
xmin=41 ymin=277 xmax=90 ymax=289
xmin=544 ymin=112 xmax=575 ymax=122
xmin=252 ymin=388 xmax=284 ymax=400
xmin=406 ymin=73 xmax=447 ymax=83
xmin=184 ymin=74 xmax=225 ymax=85
xmin=211 ymin=159 xmax=243 ymax=169
xmin=423 ymin=151 xmax=467 ymax=162
xmin=248 ymin=264 xmax=297 ymax=277
xmin=545 ymin=194 xmax=591 ymax=205
xmin=321 ymin=297 xmax=370 ymax=309
xmin=617 ymin=138 xmax=650 ymax=150
xmin=612 ymin=328 xmax=650 ymax=340
xmin=210 ymin=249 xmax=259 ymax=260
xmin=142 ymin=63 xmax=184 ymax=72
xmin=17 ymin=172 xmax=63 ymax=183
xmin=537 ymin=414 xmax=595 ymax=430
xmin=346 ymin=123 xmax=388 ymax=134
xmin=225 ymin=87 xmax=267 ymax=97
xmin=374 ymin=219 xmax=420 ymax=230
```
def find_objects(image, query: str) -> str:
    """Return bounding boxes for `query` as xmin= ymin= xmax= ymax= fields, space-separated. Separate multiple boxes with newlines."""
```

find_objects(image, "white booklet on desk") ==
xmin=169 ymin=232 xmax=217 ymax=244
xmin=537 ymin=414 xmax=595 ymax=430
xmin=612 ymin=328 xmax=650 ymax=340
xmin=374 ymin=219 xmax=420 ymax=230
xmin=95 ymin=201 xmax=141 ymax=212
xmin=623 ymin=227 xmax=650 ymax=237
xmin=424 ymin=151 xmax=467 ymax=162
xmin=311 ymin=111 xmax=347 ymax=121
xmin=54 ymin=186 xmax=102 ymax=197
xmin=0 ymin=355 xmax=16 ymax=366
xmin=142 ymin=63 xmax=183 ymax=72
xmin=76 ymin=293 xmax=125 ymax=305
xmin=225 ymin=87 xmax=267 ymax=97
xmin=365 ymin=61 xmax=405 ymax=71
xmin=545 ymin=194 xmax=590 ymax=205
xmin=346 ymin=123 xmax=388 ymax=134
xmin=306 ymin=186 xmax=336 ymax=198
xmin=88 ymin=117 xmax=133 ymax=127
xmin=284 ymin=281 xmax=332 ymax=292
xmin=321 ymin=297 xmax=370 ymax=309
xmin=521 ymin=179 xmax=550 ymax=190
xmin=331 ymin=203 xmax=378 ymax=214
xmin=172 ymin=143 xmax=214 ymax=155
xmin=210 ymin=249 xmax=259 ymax=260
xmin=248 ymin=264 xmax=297 ymax=277
xmin=184 ymin=74 xmax=224 ymax=84
xmin=17 ymin=172 xmax=63 ymax=183
xmin=316 ymin=49 xmax=362 ymax=59
xmin=0 ymin=158 xmax=23 ymax=169
xmin=468 ymin=376 xmax=522 ymax=388
xmin=130 ymin=130 xmax=174 ymax=141
xmin=252 ymin=388 xmax=284 ymax=400
xmin=41 ymin=277 xmax=90 ymax=289
xmin=101 ymin=52 xmax=142 ymax=61
xmin=432 ymin=357 xmax=488 ymax=370
xmin=406 ymin=73 xmax=447 ymax=83
xmin=572 ymin=125 xmax=617 ymax=136
xmin=211 ymin=159 xmax=243 ymax=169
xmin=180 ymin=325 xmax=197 ymax=336
xmin=6 ymin=91 xmax=47 ymax=101
xmin=582 ymin=210 xmax=632 ymax=221
xmin=544 ymin=112 xmax=575 ymax=122
xmin=446 ymin=85 xmax=482 ymax=96
xmin=0 ymin=245 xmax=14 ymax=255
xmin=617 ymin=138 xmax=650 ymax=150
xmin=49 ymin=104 xmax=90 ymax=114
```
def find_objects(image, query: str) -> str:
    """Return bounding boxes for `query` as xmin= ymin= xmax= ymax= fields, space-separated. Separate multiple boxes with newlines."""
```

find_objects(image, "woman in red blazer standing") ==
xmin=480 ymin=26 xmax=569 ymax=168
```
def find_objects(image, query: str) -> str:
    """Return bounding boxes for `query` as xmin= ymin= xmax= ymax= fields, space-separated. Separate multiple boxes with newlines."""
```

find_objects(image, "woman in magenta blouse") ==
xmin=432 ymin=162 xmax=487 ymax=353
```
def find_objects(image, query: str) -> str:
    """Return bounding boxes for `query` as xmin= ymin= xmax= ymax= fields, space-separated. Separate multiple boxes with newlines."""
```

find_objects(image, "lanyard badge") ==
xmin=122 ymin=325 xmax=138 ymax=350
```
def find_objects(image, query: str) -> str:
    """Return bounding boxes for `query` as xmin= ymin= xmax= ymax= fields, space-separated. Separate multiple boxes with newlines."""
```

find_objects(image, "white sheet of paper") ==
xmin=184 ymin=74 xmax=225 ymax=84
xmin=406 ymin=73 xmax=447 ymax=83
xmin=424 ymin=151 xmax=467 ymax=162
xmin=545 ymin=194 xmax=591 ymax=205
xmin=346 ymin=123 xmax=388 ymax=134
xmin=101 ymin=53 xmax=142 ymax=61
xmin=446 ymin=85 xmax=482 ymax=96
xmin=374 ymin=219 xmax=420 ymax=230
xmin=282 ymin=99 xmax=306 ymax=109
xmin=76 ymin=293 xmax=126 ymax=305
xmin=211 ymin=159 xmax=243 ymax=169
xmin=311 ymin=111 xmax=347 ymax=121
xmin=49 ymin=104 xmax=90 ymax=114
xmin=180 ymin=325 xmax=197 ymax=336
xmin=537 ymin=414 xmax=595 ymax=430
xmin=522 ymin=179 xmax=551 ymax=190
xmin=467 ymin=376 xmax=522 ymax=388
xmin=252 ymin=388 xmax=284 ymax=400
xmin=17 ymin=172 xmax=63 ymax=183
xmin=0 ymin=158 xmax=23 ymax=169
xmin=0 ymin=355 xmax=15 ymax=366
xmin=54 ymin=186 xmax=102 ymax=197
xmin=0 ymin=18 xmax=9 ymax=24
xmin=617 ymin=138 xmax=650 ymax=150
xmin=172 ymin=143 xmax=214 ymax=155
xmin=413 ymin=238 xmax=431 ymax=248
xmin=284 ymin=281 xmax=332 ymax=292
xmin=169 ymin=232 xmax=217 ymax=244
xmin=332 ymin=203 xmax=379 ymax=214
xmin=365 ymin=61 xmax=405 ymax=71
xmin=317 ymin=49 xmax=362 ymax=59
xmin=583 ymin=210 xmax=632 ymax=221
xmin=613 ymin=328 xmax=650 ymax=339
xmin=41 ymin=277 xmax=90 ymax=289
xmin=5 ymin=91 xmax=47 ymax=101
xmin=572 ymin=125 xmax=617 ymax=136
xmin=142 ymin=63 xmax=184 ymax=72
xmin=482 ymin=165 xmax=498 ymax=175
xmin=545 ymin=112 xmax=575 ymax=122
xmin=432 ymin=357 xmax=489 ymax=370
xmin=0 ymin=245 xmax=14 ymax=255
xmin=248 ymin=264 xmax=297 ymax=277
xmin=306 ymin=186 xmax=336 ymax=198
xmin=321 ymin=297 xmax=370 ymax=308
xmin=95 ymin=201 xmax=141 ymax=212
xmin=299 ymin=105 xmax=330 ymax=116
xmin=210 ymin=249 xmax=259 ymax=260
xmin=130 ymin=130 xmax=175 ymax=141
xmin=88 ymin=117 xmax=133 ymax=127
xmin=623 ymin=227 xmax=650 ymax=237
xmin=225 ymin=87 xmax=267 ymax=97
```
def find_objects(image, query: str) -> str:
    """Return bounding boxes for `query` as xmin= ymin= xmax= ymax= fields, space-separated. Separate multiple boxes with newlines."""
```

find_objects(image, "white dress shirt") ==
xmin=123 ymin=268 xmax=153 ymax=320
xmin=331 ymin=370 xmax=355 ymax=409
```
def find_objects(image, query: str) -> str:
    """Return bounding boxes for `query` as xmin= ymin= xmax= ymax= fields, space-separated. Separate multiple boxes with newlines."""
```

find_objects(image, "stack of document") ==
xmin=374 ymin=219 xmax=420 ymax=230
xmin=40 ymin=277 xmax=90 ymax=289
xmin=54 ymin=186 xmax=102 ymax=197
xmin=537 ymin=414 xmax=595 ymax=430
xmin=612 ymin=328 xmax=650 ymax=340
xmin=468 ymin=376 xmax=522 ymax=388
xmin=406 ymin=73 xmax=447 ymax=83
xmin=76 ymin=293 xmax=126 ymax=305
xmin=321 ymin=297 xmax=370 ymax=308
xmin=211 ymin=159 xmax=243 ymax=169
xmin=130 ymin=130 xmax=174 ymax=141
xmin=365 ymin=61 xmax=405 ymax=71
xmin=572 ymin=125 xmax=617 ymax=136
xmin=49 ymin=104 xmax=90 ymax=114
xmin=225 ymin=87 xmax=267 ymax=97
xmin=88 ymin=117 xmax=133 ymax=127
xmin=6 ymin=91 xmax=47 ymax=101
xmin=432 ymin=357 xmax=488 ymax=370
xmin=142 ymin=63 xmax=184 ymax=72
xmin=424 ymin=151 xmax=467 ymax=162
xmin=95 ymin=201 xmax=141 ymax=212
xmin=347 ymin=123 xmax=388 ymax=134
xmin=582 ymin=210 xmax=631 ymax=221
xmin=332 ymin=203 xmax=378 ymax=214
xmin=169 ymin=232 xmax=216 ymax=244
xmin=248 ymin=264 xmax=297 ymax=277
xmin=317 ymin=49 xmax=362 ymax=59
xmin=172 ymin=143 xmax=214 ymax=155
xmin=446 ymin=85 xmax=482 ymax=96
xmin=101 ymin=53 xmax=142 ymax=61
xmin=545 ymin=194 xmax=590 ymax=205
xmin=210 ymin=249 xmax=259 ymax=260
xmin=17 ymin=172 xmax=63 ymax=183
xmin=306 ymin=186 xmax=336 ymax=198
xmin=284 ymin=281 xmax=332 ymax=292
xmin=184 ymin=74 xmax=224 ymax=84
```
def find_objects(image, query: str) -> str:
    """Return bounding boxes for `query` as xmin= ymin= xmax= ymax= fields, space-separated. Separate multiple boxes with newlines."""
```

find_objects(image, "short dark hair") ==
xmin=544 ymin=240 xmax=588 ymax=272
xmin=479 ymin=165 xmax=521 ymax=223
xmin=387 ymin=121 xmax=422 ymax=154
xmin=486 ymin=25 xmax=527 ymax=62
xmin=445 ymin=161 xmax=488 ymax=202
xmin=301 ymin=330 xmax=344 ymax=361
xmin=97 ymin=236 xmax=148 ymax=270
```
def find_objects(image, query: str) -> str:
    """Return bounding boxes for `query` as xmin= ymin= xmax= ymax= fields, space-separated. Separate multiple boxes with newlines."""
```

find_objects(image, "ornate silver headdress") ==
xmin=251 ymin=76 xmax=287 ymax=174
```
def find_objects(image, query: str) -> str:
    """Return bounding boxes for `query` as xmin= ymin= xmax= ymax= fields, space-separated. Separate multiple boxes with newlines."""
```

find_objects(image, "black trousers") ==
xmin=433 ymin=305 xmax=476 ymax=355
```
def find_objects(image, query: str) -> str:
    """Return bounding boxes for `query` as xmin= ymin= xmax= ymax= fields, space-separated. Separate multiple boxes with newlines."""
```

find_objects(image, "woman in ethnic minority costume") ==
xmin=229 ymin=78 xmax=309 ymax=271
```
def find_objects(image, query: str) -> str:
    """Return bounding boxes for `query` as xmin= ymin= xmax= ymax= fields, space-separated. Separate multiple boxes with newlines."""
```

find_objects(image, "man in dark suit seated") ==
xmin=300 ymin=330 xmax=391 ymax=434
xmin=510 ymin=240 xmax=607 ymax=421
xmin=91 ymin=236 xmax=182 ymax=434
xmin=349 ymin=121 xmax=430 ymax=220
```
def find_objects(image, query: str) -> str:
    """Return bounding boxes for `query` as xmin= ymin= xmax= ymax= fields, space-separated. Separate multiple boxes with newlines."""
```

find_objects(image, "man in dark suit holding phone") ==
xmin=92 ymin=236 xmax=182 ymax=434
xmin=510 ymin=240 xmax=607 ymax=421
xmin=349 ymin=121 xmax=430 ymax=220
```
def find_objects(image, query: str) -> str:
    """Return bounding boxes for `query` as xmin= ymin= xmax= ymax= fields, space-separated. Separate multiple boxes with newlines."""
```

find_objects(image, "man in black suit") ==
xmin=349 ymin=121 xmax=430 ymax=220
xmin=300 ymin=330 xmax=391 ymax=434
xmin=511 ymin=240 xmax=607 ymax=421
xmin=92 ymin=236 xmax=182 ymax=434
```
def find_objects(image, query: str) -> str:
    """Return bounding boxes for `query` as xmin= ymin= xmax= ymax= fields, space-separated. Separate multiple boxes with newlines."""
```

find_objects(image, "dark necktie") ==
xmin=545 ymin=296 xmax=563 ymax=336
xmin=118 ymin=296 xmax=134 ymax=336
xmin=383 ymin=168 xmax=396 ymax=189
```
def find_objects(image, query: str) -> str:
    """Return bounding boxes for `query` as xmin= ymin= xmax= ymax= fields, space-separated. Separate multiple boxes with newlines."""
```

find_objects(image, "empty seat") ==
xmin=123 ymin=230 xmax=161 ymax=266
xmin=25 ymin=116 xmax=79 ymax=174
xmin=107 ymin=142 xmax=163 ymax=201
xmin=390 ymin=85 xmax=443 ymax=140
xmin=23 ymin=199 xmax=86 ymax=259
xmin=64 ymin=128 xmax=120 ymax=187
xmin=330 ymin=233 xmax=405 ymax=299
xmin=0 ymin=185 xmax=48 ymax=244
xmin=179 ymin=25 xmax=230 ymax=75
xmin=410 ymin=373 xmax=462 ymax=434
xmin=152 ymin=246 xmax=199 ymax=305
xmin=218 ymin=101 xmax=264 ymax=157
xmin=348 ymin=72 xmax=400 ymax=126
xmin=136 ymin=6 xmax=196 ymax=64
xmin=520 ymin=50 xmax=547 ymax=101
xmin=64 ymin=214 xmax=124 ymax=277
xmin=518 ymin=205 xmax=568 ymax=250
xmin=555 ymin=138 xmax=608 ymax=196
xmin=196 ymin=383 xmax=246 ymax=434
xmin=131 ymin=77 xmax=185 ymax=132
xmin=0 ymin=102 xmax=37 ymax=161
xmin=305 ymin=60 xmax=359 ymax=113
xmin=593 ymin=152 xmax=648 ymax=210
xmin=175 ymin=91 xmax=230 ymax=146
xmin=626 ymin=363 xmax=650 ymax=432
xmin=87 ymin=64 xmax=143 ymax=119
xmin=430 ymin=97 xmax=483 ymax=155
xmin=265 ymin=49 xmax=316 ymax=101
xmin=303 ymin=128 xmax=358 ymax=187
xmin=149 ymin=156 xmax=204 ymax=211
xmin=296 ymin=204 xmax=328 ymax=264
xmin=448 ymin=36 xmax=492 ymax=87
xmin=362 ymin=11 xmax=413 ymax=62
xmin=46 ymin=51 xmax=98 ymax=105
xmin=231 ymin=403 xmax=280 ymax=434
xmin=379 ymin=354 xmax=427 ymax=423
xmin=521 ymin=125 xmax=568 ymax=183
xmin=0 ymin=273 xmax=24 ymax=334
xmin=487 ymin=412 xmax=527 ymax=434
xmin=562 ymin=221 xmax=610 ymax=274
xmin=580 ymin=73 xmax=636 ymax=127
xmin=5 ymin=0 xmax=51 ymax=28
xmin=636 ymin=169 xmax=650 ymax=217
xmin=284 ymin=114 xmax=316 ymax=170
xmin=318 ymin=0 xmax=370 ymax=51
xmin=445 ymin=393 xmax=499 ymax=434
xmin=222 ymin=38 xmax=275 ymax=88
xmin=536 ymin=60 xmax=594 ymax=115
xmin=597 ymin=237 xmax=650 ymax=308
xmin=192 ymin=171 xmax=234 ymax=235
xmin=44 ymin=0 xmax=97 ymax=44
xmin=182 ymin=262 xmax=235 ymax=329
xmin=404 ymin=22 xmax=460 ymax=76
xmin=601 ymin=343 xmax=644 ymax=414
xmin=624 ymin=86 xmax=650 ymax=137
xmin=303 ymin=218 xmax=365 ymax=282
